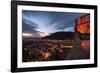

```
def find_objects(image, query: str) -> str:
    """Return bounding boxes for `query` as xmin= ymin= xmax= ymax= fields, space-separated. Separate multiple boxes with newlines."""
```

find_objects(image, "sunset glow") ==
xmin=39 ymin=32 xmax=49 ymax=37
xmin=22 ymin=33 xmax=32 ymax=37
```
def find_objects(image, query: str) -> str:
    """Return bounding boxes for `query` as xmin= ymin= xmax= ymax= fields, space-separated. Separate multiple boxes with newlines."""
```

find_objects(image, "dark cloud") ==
xmin=22 ymin=10 xmax=86 ymax=37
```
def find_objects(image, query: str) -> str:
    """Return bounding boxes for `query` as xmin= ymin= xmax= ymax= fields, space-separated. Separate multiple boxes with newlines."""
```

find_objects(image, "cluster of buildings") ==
xmin=22 ymin=39 xmax=74 ymax=62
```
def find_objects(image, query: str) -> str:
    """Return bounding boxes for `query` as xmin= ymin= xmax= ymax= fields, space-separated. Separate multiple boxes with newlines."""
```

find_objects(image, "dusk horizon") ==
xmin=22 ymin=10 xmax=86 ymax=38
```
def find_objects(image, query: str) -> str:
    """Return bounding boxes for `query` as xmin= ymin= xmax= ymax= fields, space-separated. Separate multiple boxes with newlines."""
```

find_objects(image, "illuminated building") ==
xmin=74 ymin=14 xmax=90 ymax=58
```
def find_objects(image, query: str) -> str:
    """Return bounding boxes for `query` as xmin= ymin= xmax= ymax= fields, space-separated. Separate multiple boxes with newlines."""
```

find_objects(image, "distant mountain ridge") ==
xmin=42 ymin=31 xmax=74 ymax=40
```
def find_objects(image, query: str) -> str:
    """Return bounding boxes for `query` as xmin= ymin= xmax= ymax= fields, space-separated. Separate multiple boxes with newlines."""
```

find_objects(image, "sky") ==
xmin=22 ymin=10 xmax=86 ymax=37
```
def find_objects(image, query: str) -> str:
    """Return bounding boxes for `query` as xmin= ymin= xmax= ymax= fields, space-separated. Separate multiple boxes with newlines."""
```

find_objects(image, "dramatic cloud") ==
xmin=22 ymin=10 xmax=86 ymax=37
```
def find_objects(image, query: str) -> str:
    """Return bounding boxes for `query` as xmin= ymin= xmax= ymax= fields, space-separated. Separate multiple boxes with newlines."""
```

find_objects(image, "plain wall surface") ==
xmin=0 ymin=0 xmax=99 ymax=73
